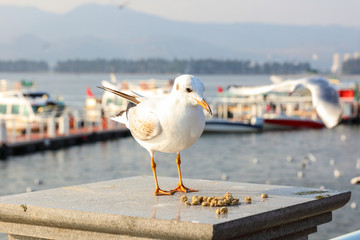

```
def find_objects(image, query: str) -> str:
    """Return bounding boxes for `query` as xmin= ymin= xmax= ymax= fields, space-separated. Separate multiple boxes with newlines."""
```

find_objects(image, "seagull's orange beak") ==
xmin=196 ymin=99 xmax=212 ymax=115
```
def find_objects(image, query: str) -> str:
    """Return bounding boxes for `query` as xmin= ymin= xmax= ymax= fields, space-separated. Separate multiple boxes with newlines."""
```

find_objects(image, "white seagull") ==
xmin=99 ymin=74 xmax=212 ymax=196
xmin=228 ymin=77 xmax=342 ymax=128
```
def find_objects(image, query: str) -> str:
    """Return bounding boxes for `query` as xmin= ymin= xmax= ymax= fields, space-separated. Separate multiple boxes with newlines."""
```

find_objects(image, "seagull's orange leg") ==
xmin=171 ymin=153 xmax=198 ymax=193
xmin=151 ymin=155 xmax=174 ymax=196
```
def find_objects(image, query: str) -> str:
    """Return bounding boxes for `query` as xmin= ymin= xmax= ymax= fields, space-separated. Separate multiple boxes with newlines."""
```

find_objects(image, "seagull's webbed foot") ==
xmin=154 ymin=188 xmax=175 ymax=196
xmin=171 ymin=184 xmax=198 ymax=193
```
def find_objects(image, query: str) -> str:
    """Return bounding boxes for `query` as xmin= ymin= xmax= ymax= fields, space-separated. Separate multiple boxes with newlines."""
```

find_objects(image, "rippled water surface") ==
xmin=0 ymin=73 xmax=359 ymax=239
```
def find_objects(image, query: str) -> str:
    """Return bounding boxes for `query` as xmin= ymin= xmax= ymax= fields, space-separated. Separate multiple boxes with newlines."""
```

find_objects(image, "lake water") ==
xmin=0 ymin=73 xmax=359 ymax=239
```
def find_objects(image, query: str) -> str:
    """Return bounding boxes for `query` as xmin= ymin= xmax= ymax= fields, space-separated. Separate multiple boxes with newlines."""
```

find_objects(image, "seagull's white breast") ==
xmin=135 ymin=98 xmax=205 ymax=154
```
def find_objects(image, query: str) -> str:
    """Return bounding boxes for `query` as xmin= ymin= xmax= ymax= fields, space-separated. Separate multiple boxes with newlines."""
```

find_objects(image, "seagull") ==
xmin=98 ymin=75 xmax=212 ymax=196
xmin=228 ymin=77 xmax=342 ymax=128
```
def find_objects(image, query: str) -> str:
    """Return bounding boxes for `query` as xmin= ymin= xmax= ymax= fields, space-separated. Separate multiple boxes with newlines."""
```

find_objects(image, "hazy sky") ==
xmin=0 ymin=0 xmax=360 ymax=26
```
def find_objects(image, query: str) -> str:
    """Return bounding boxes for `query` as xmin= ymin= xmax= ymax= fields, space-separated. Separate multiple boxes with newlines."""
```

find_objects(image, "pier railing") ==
xmin=0 ymin=108 xmax=129 ymax=159
xmin=0 ymin=107 xmax=123 ymax=143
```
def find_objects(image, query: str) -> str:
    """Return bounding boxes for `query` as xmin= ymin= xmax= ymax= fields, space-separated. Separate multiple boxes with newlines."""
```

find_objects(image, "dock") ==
xmin=0 ymin=176 xmax=351 ymax=239
xmin=0 ymin=122 xmax=130 ymax=160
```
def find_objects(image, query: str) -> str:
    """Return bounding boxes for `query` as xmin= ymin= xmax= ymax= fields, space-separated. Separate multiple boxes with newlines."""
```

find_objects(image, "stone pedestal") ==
xmin=0 ymin=176 xmax=351 ymax=240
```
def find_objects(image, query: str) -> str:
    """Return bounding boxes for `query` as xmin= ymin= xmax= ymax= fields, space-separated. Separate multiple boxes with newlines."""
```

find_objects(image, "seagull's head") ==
xmin=171 ymin=74 xmax=212 ymax=115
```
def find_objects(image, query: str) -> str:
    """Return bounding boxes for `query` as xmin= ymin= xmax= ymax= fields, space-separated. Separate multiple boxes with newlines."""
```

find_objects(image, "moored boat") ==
xmin=85 ymin=74 xmax=173 ymax=123
xmin=220 ymin=76 xmax=346 ymax=130
xmin=206 ymin=76 xmax=340 ymax=133
xmin=0 ymin=80 xmax=66 ymax=133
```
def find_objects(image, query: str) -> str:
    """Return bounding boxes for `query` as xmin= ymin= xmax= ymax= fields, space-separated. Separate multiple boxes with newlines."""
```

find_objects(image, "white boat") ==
xmin=22 ymin=91 xmax=65 ymax=117
xmin=0 ymin=90 xmax=65 ymax=133
xmin=204 ymin=96 xmax=265 ymax=133
xmin=101 ymin=78 xmax=172 ymax=112
xmin=207 ymin=81 xmax=328 ymax=133
xmin=86 ymin=75 xmax=173 ymax=121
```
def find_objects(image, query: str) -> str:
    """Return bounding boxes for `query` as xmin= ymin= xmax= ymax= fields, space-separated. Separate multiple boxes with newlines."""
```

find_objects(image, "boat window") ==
xmin=0 ymin=104 xmax=6 ymax=114
xmin=115 ymin=97 xmax=123 ymax=106
xmin=23 ymin=92 xmax=50 ymax=99
xmin=106 ymin=98 xmax=113 ymax=106
xmin=32 ymin=106 xmax=41 ymax=113
xmin=11 ymin=104 xmax=20 ymax=115
xmin=23 ymin=105 xmax=29 ymax=116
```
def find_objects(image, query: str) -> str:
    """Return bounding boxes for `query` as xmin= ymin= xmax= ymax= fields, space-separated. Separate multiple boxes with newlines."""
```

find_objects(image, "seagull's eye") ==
xmin=186 ymin=87 xmax=192 ymax=93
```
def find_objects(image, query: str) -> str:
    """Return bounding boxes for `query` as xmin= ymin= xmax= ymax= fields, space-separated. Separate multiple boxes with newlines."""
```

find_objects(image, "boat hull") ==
xmin=263 ymin=117 xmax=325 ymax=130
xmin=205 ymin=119 xmax=262 ymax=133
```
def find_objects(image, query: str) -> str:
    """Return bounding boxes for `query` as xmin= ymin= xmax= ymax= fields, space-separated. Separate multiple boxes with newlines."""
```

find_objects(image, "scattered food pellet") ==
xmin=245 ymin=196 xmax=252 ymax=204
xmin=261 ymin=193 xmax=268 ymax=198
xmin=20 ymin=204 xmax=27 ymax=212
xmin=231 ymin=199 xmax=240 ymax=205
xmin=202 ymin=202 xmax=210 ymax=207
xmin=180 ymin=192 xmax=242 ymax=213
xmin=210 ymin=200 xmax=217 ymax=207
xmin=224 ymin=192 xmax=233 ymax=200
xmin=220 ymin=207 xmax=228 ymax=214
xmin=192 ymin=196 xmax=201 ymax=205
xmin=315 ymin=194 xmax=330 ymax=200
xmin=180 ymin=195 xmax=188 ymax=202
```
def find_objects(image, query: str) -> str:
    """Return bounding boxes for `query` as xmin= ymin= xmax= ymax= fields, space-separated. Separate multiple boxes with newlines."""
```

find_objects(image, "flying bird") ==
xmin=117 ymin=0 xmax=130 ymax=9
xmin=228 ymin=77 xmax=342 ymax=128
xmin=98 ymin=75 xmax=212 ymax=196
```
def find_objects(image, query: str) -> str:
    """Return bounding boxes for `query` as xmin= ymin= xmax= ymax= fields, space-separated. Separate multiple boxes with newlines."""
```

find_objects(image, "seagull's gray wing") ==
xmin=98 ymin=85 xmax=162 ymax=137
xmin=227 ymin=77 xmax=342 ymax=128
xmin=300 ymin=77 xmax=342 ymax=128
xmin=228 ymin=84 xmax=277 ymax=96
xmin=228 ymin=79 xmax=296 ymax=96
xmin=127 ymin=100 xmax=162 ymax=141
xmin=97 ymin=86 xmax=142 ymax=104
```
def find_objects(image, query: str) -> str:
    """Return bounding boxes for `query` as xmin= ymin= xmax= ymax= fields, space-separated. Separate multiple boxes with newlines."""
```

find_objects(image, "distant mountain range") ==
xmin=1 ymin=3 xmax=359 ymax=71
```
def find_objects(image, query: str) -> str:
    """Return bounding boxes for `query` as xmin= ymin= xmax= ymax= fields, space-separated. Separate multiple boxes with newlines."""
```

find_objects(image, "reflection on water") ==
xmin=0 ymin=125 xmax=359 ymax=239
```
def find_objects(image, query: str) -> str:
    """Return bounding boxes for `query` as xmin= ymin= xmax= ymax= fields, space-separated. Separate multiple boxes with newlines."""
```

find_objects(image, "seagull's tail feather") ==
xmin=110 ymin=102 xmax=136 ymax=128
xmin=97 ymin=86 xmax=141 ymax=104
xmin=111 ymin=110 xmax=129 ymax=127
